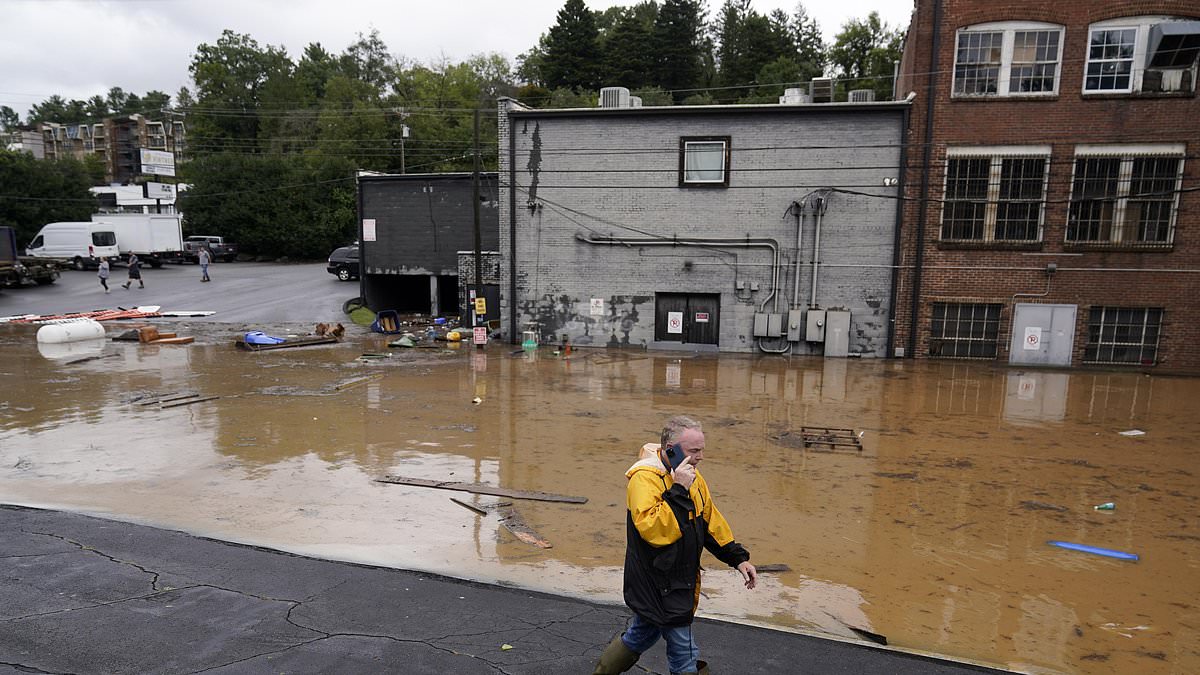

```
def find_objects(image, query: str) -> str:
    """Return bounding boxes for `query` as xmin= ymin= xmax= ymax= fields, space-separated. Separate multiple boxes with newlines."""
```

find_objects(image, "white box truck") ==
xmin=91 ymin=213 xmax=184 ymax=268
xmin=25 ymin=222 xmax=121 ymax=270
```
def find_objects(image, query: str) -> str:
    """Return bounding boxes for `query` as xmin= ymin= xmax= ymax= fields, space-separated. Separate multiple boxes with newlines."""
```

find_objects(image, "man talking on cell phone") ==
xmin=592 ymin=415 xmax=757 ymax=675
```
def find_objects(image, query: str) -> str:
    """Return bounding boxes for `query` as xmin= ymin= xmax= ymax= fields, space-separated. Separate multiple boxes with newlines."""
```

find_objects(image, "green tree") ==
xmin=189 ymin=30 xmax=293 ymax=142
xmin=542 ymin=0 xmax=602 ymax=91
xmin=829 ymin=12 xmax=904 ymax=100
xmin=601 ymin=5 xmax=658 ymax=90
xmin=652 ymin=0 xmax=706 ymax=101
xmin=0 ymin=150 xmax=97 ymax=246
xmin=1 ymin=106 xmax=20 ymax=131
xmin=338 ymin=30 xmax=395 ymax=92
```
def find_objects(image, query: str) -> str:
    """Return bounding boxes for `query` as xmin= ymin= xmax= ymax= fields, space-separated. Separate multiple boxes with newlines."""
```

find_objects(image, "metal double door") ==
xmin=654 ymin=293 xmax=720 ymax=344
xmin=1008 ymin=303 xmax=1077 ymax=366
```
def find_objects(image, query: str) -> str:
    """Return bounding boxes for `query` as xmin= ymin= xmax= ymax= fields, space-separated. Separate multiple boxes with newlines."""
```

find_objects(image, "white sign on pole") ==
xmin=139 ymin=149 xmax=176 ymax=177
xmin=363 ymin=219 xmax=377 ymax=242
xmin=1023 ymin=327 xmax=1042 ymax=351
xmin=590 ymin=298 xmax=604 ymax=316
xmin=667 ymin=311 xmax=684 ymax=334
xmin=473 ymin=326 xmax=488 ymax=345
xmin=143 ymin=182 xmax=175 ymax=200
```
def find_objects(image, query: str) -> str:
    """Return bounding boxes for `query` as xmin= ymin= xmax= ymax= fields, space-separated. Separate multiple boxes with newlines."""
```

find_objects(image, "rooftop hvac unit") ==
xmin=810 ymin=77 xmax=834 ymax=103
xmin=629 ymin=96 xmax=643 ymax=107
xmin=848 ymin=89 xmax=876 ymax=102
xmin=778 ymin=88 xmax=811 ymax=104
xmin=599 ymin=87 xmax=631 ymax=108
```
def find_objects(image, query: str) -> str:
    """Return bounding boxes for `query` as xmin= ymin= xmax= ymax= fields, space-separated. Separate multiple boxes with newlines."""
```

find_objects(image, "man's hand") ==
xmin=672 ymin=459 xmax=696 ymax=489
xmin=737 ymin=561 xmax=757 ymax=590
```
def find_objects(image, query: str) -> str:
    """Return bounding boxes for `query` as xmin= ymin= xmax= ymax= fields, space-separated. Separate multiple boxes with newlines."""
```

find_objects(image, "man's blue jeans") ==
xmin=621 ymin=613 xmax=699 ymax=674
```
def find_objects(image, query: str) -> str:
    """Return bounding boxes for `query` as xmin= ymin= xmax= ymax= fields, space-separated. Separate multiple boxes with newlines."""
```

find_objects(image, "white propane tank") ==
xmin=36 ymin=318 xmax=106 ymax=344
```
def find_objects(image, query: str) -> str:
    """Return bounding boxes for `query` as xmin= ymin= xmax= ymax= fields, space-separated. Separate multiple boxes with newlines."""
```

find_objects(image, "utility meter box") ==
xmin=806 ymin=309 xmax=826 ymax=342
xmin=786 ymin=309 xmax=804 ymax=342
xmin=753 ymin=313 xmax=769 ymax=337
xmin=825 ymin=310 xmax=851 ymax=357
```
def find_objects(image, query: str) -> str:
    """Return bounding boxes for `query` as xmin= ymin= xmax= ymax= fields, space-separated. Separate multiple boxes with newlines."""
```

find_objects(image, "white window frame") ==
xmin=1083 ymin=16 xmax=1198 ymax=94
xmin=952 ymin=22 xmax=1064 ymax=98
xmin=940 ymin=146 xmax=1052 ymax=243
xmin=679 ymin=136 xmax=730 ymax=187
xmin=1066 ymin=143 xmax=1185 ymax=247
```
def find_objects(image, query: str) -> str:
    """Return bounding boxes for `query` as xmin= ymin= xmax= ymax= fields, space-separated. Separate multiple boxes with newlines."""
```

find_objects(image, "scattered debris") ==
xmin=334 ymin=374 xmax=382 ymax=391
xmin=754 ymin=564 xmax=792 ymax=573
xmin=500 ymin=644 xmax=514 ymax=651
xmin=472 ymin=396 xmax=483 ymax=405
xmin=1094 ymin=502 xmax=1116 ymax=511
xmin=823 ymin=611 xmax=887 ymax=645
xmin=1048 ymin=541 xmax=1139 ymax=561
xmin=1021 ymin=500 xmax=1069 ymax=512
xmin=377 ymin=475 xmax=587 ymax=504
xmin=800 ymin=427 xmax=864 ymax=451
xmin=314 ymin=322 xmax=345 ymax=339
xmin=496 ymin=507 xmax=552 ymax=548
xmin=236 ymin=334 xmax=340 ymax=351
xmin=137 ymin=393 xmax=200 ymax=407
xmin=1119 ymin=429 xmax=1146 ymax=437
xmin=62 ymin=352 xmax=120 ymax=365
xmin=450 ymin=497 xmax=489 ymax=516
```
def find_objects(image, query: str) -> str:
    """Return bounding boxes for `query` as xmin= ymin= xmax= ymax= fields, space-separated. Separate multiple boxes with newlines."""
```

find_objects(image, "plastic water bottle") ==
xmin=1093 ymin=502 xmax=1115 ymax=511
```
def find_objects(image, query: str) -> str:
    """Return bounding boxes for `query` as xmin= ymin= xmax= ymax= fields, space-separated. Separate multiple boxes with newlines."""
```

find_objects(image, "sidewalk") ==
xmin=0 ymin=505 xmax=1006 ymax=674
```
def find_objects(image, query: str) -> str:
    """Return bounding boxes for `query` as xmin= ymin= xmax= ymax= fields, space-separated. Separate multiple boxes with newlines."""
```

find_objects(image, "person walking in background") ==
xmin=97 ymin=257 xmax=110 ymax=293
xmin=121 ymin=253 xmax=143 ymax=290
xmin=592 ymin=415 xmax=757 ymax=675
xmin=198 ymin=247 xmax=211 ymax=282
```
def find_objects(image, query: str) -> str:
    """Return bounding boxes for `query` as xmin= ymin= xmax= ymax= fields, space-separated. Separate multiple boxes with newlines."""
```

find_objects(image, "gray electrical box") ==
xmin=766 ymin=313 xmax=783 ymax=337
xmin=806 ymin=309 xmax=826 ymax=342
xmin=825 ymin=310 xmax=851 ymax=357
xmin=786 ymin=309 xmax=804 ymax=342
xmin=753 ymin=313 xmax=769 ymax=337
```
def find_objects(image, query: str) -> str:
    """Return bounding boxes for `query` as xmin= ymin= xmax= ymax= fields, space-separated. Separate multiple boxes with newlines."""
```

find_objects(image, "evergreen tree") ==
xmin=829 ymin=12 xmax=905 ymax=100
xmin=601 ymin=7 xmax=657 ymax=90
xmin=542 ymin=0 xmax=602 ymax=92
xmin=653 ymin=0 xmax=706 ymax=102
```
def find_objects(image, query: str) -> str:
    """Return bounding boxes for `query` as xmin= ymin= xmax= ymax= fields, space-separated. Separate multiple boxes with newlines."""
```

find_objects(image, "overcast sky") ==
xmin=0 ymin=0 xmax=913 ymax=119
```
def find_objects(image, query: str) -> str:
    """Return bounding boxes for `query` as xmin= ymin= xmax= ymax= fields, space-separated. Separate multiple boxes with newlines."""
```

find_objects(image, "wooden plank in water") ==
xmin=137 ymin=392 xmax=199 ymax=406
xmin=754 ymin=564 xmax=792 ymax=573
xmin=160 ymin=395 xmax=220 ymax=409
xmin=497 ymin=507 xmax=552 ymax=549
xmin=377 ymin=475 xmax=587 ymax=504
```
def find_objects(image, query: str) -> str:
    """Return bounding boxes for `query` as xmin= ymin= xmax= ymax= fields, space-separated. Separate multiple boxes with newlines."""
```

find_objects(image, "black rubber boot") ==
xmin=592 ymin=634 xmax=640 ymax=674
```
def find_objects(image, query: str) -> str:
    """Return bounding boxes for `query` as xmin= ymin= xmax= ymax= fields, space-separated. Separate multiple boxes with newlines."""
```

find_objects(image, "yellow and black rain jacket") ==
xmin=622 ymin=443 xmax=750 ymax=627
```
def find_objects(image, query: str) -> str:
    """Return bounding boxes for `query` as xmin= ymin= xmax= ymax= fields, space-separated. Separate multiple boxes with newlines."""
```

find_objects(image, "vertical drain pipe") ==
xmin=909 ymin=0 xmax=942 ymax=358
xmin=809 ymin=195 xmax=826 ymax=307
xmin=508 ymin=106 xmax=518 ymax=344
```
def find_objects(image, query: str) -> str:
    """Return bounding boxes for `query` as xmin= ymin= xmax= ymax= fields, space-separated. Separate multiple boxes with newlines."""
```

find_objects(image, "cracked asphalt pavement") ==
xmin=0 ymin=505 xmax=1004 ymax=674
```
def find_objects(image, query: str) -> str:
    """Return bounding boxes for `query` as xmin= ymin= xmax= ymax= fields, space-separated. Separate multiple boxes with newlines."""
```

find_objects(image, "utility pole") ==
xmin=472 ymin=107 xmax=483 ymax=348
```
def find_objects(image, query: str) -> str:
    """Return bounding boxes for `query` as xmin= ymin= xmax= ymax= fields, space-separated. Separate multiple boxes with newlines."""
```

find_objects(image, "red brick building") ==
xmin=895 ymin=1 xmax=1200 ymax=371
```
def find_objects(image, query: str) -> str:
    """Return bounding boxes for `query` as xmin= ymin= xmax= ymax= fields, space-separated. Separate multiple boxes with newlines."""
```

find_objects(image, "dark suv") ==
xmin=326 ymin=244 xmax=360 ymax=281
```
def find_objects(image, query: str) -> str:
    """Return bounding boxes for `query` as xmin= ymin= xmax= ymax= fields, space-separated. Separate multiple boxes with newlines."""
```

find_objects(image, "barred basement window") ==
xmin=1067 ymin=146 xmax=1184 ymax=248
xmin=930 ymin=303 xmax=1002 ymax=359
xmin=942 ymin=150 xmax=1049 ymax=242
xmin=1084 ymin=307 xmax=1163 ymax=365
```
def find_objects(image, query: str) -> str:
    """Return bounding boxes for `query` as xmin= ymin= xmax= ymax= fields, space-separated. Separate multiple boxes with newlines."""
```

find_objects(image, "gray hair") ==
xmin=660 ymin=415 xmax=702 ymax=449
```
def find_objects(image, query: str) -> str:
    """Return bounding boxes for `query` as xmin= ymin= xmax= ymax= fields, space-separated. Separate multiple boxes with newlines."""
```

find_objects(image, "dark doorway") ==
xmin=654 ymin=293 xmax=720 ymax=345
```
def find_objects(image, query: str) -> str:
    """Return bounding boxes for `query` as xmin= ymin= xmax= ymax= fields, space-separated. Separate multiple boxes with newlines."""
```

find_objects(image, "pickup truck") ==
xmin=182 ymin=236 xmax=238 ymax=263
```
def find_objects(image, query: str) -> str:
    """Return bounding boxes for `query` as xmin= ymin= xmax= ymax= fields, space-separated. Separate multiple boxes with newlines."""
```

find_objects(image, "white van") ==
xmin=25 ymin=222 xmax=120 ymax=270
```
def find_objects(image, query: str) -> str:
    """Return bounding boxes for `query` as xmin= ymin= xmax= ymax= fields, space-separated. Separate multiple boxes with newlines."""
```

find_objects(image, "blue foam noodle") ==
xmin=1048 ymin=540 xmax=1139 ymax=561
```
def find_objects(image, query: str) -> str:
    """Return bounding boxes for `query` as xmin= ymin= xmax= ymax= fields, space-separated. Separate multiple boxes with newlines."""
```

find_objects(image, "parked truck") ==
xmin=0 ymin=226 xmax=61 ymax=288
xmin=182 ymin=235 xmax=238 ymax=263
xmin=91 ymin=213 xmax=184 ymax=269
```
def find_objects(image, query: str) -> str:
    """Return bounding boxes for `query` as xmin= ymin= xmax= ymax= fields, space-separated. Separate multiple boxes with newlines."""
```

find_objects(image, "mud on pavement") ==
xmin=1 ymin=320 xmax=1198 ymax=674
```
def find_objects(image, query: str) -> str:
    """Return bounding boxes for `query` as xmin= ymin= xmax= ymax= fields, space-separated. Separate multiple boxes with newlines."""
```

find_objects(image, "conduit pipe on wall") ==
xmin=575 ymin=233 xmax=781 ymax=313
xmin=791 ymin=201 xmax=805 ymax=309
xmin=809 ymin=194 xmax=828 ymax=307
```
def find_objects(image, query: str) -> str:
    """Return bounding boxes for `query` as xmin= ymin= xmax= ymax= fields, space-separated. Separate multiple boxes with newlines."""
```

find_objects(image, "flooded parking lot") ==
xmin=1 ymin=321 xmax=1197 ymax=673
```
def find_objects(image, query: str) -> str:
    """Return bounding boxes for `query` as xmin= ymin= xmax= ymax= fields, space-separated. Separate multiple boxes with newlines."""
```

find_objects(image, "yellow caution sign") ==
xmin=474 ymin=297 xmax=487 ymax=314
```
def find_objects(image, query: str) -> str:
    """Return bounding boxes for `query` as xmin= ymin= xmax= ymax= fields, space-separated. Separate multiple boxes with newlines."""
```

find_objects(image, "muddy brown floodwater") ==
xmin=1 ymin=321 xmax=1198 ymax=673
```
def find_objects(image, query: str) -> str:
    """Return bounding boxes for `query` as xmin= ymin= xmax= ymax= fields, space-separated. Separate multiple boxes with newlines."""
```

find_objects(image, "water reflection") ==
xmin=1 ymin=324 xmax=1198 ymax=673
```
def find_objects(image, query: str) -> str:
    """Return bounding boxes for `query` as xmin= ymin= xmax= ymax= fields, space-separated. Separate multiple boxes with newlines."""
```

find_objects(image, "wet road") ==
xmin=0 ymin=261 xmax=357 ymax=323
xmin=0 ymin=322 xmax=1197 ymax=674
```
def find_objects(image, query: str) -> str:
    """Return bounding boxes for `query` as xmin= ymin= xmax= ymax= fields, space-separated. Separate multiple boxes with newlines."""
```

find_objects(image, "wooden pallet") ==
xmin=799 ymin=427 xmax=863 ymax=451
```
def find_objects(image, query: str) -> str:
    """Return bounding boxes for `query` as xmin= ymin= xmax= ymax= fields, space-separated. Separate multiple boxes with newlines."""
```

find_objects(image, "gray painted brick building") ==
xmin=497 ymin=97 xmax=909 ymax=355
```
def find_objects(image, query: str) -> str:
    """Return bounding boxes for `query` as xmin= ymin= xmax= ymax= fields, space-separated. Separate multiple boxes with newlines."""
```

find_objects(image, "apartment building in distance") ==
xmin=895 ymin=1 xmax=1200 ymax=371
xmin=35 ymin=114 xmax=185 ymax=184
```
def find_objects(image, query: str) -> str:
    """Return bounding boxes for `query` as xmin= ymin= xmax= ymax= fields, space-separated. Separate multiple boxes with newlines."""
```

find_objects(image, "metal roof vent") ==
xmin=779 ymin=87 xmax=811 ymax=104
xmin=810 ymin=78 xmax=834 ymax=103
xmin=599 ymin=87 xmax=631 ymax=108
xmin=848 ymin=89 xmax=876 ymax=103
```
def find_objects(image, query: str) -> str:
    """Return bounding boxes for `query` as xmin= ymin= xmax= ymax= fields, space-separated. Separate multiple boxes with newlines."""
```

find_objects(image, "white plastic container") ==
xmin=37 ymin=338 xmax=106 ymax=360
xmin=36 ymin=318 xmax=106 ymax=344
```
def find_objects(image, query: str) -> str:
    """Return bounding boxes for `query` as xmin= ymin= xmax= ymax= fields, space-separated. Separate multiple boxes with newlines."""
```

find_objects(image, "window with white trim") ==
xmin=930 ymin=303 xmax=1002 ymax=359
xmin=1066 ymin=145 xmax=1184 ymax=247
xmin=953 ymin=22 xmax=1064 ymax=97
xmin=941 ymin=148 xmax=1050 ymax=243
xmin=679 ymin=136 xmax=730 ymax=187
xmin=1084 ymin=17 xmax=1200 ymax=94
xmin=1084 ymin=307 xmax=1163 ymax=365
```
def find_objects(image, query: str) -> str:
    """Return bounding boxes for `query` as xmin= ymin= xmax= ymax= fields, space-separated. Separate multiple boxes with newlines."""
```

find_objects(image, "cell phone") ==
xmin=664 ymin=443 xmax=687 ymax=471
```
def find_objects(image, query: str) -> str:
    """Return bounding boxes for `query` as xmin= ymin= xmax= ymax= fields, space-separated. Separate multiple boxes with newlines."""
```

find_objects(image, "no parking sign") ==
xmin=1023 ymin=327 xmax=1042 ymax=350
